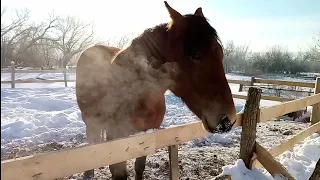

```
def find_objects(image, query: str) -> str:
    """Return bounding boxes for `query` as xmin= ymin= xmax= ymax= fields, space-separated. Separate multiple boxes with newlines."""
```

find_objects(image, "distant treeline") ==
xmin=222 ymin=34 xmax=320 ymax=75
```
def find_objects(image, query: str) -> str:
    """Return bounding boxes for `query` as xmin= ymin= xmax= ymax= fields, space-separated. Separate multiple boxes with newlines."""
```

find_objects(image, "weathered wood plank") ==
xmin=232 ymin=94 xmax=294 ymax=102
xmin=255 ymin=143 xmax=295 ymax=180
xmin=11 ymin=61 xmax=15 ymax=88
xmin=169 ymin=145 xmax=179 ymax=180
xmin=227 ymin=79 xmax=252 ymax=86
xmin=1 ymin=79 xmax=76 ymax=84
xmin=259 ymin=93 xmax=320 ymax=122
xmin=254 ymin=78 xmax=315 ymax=88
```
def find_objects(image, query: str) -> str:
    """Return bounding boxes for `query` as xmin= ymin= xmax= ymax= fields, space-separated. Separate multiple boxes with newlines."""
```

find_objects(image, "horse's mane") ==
xmin=130 ymin=23 xmax=168 ymax=64
xmin=184 ymin=14 xmax=221 ymax=43
xmin=183 ymin=14 xmax=223 ymax=52
xmin=132 ymin=23 xmax=168 ymax=44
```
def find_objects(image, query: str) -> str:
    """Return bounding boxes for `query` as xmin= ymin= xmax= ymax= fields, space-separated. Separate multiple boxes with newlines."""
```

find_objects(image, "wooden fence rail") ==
xmin=1 ymin=69 xmax=75 ymax=73
xmin=259 ymin=93 xmax=320 ymax=122
xmin=1 ymin=61 xmax=76 ymax=88
xmin=254 ymin=78 xmax=315 ymax=88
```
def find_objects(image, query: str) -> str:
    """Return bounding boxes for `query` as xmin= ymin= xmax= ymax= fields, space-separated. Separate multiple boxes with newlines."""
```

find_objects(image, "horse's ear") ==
xmin=164 ymin=1 xmax=184 ymax=24
xmin=194 ymin=7 xmax=204 ymax=17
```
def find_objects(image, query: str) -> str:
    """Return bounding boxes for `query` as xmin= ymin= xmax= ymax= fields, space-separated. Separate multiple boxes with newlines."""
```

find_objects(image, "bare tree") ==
xmin=1 ymin=9 xmax=57 ymax=67
xmin=306 ymin=31 xmax=320 ymax=62
xmin=1 ymin=7 xmax=30 ymax=67
xmin=223 ymin=41 xmax=236 ymax=73
xmin=1 ymin=7 xmax=30 ymax=38
xmin=12 ymin=14 xmax=58 ymax=66
xmin=107 ymin=34 xmax=134 ymax=48
xmin=95 ymin=34 xmax=134 ymax=50
xmin=52 ymin=16 xmax=94 ymax=68
xmin=35 ymin=39 xmax=58 ymax=68
xmin=223 ymin=40 xmax=251 ymax=73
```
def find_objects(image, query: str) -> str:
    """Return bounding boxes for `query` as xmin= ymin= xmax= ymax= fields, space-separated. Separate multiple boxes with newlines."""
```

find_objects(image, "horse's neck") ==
xmin=130 ymin=23 xmax=168 ymax=69
xmin=110 ymin=23 xmax=177 ymax=94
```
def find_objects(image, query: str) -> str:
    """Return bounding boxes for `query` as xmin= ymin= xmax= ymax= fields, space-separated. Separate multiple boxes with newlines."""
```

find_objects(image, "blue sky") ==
xmin=2 ymin=0 xmax=319 ymax=52
xmin=207 ymin=0 xmax=320 ymax=18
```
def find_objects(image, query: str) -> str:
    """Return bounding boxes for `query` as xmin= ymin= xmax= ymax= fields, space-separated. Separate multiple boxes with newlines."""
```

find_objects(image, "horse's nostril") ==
xmin=217 ymin=115 xmax=233 ymax=133
xmin=221 ymin=115 xmax=229 ymax=123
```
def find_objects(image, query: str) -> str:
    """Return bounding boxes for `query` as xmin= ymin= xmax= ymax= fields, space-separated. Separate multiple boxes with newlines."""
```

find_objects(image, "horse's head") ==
xmin=163 ymin=2 xmax=237 ymax=133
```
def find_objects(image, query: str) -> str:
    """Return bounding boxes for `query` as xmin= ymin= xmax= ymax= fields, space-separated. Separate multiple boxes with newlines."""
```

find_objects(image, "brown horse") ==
xmin=76 ymin=1 xmax=237 ymax=180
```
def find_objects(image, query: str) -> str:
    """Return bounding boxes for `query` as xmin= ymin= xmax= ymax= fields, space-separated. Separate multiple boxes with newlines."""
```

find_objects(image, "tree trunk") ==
xmin=63 ymin=59 xmax=69 ymax=68
xmin=239 ymin=87 xmax=262 ymax=168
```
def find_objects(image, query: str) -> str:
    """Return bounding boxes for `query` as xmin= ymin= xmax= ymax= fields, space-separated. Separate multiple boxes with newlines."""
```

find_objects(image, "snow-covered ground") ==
xmin=1 ymin=72 xmax=319 ymax=180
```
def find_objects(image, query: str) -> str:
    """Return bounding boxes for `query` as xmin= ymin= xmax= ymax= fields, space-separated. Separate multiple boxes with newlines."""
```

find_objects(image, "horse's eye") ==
xmin=191 ymin=52 xmax=202 ymax=60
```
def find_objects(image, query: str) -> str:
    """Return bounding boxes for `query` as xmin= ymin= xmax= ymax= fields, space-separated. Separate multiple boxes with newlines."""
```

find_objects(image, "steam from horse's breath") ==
xmin=79 ymin=45 xmax=178 ymax=137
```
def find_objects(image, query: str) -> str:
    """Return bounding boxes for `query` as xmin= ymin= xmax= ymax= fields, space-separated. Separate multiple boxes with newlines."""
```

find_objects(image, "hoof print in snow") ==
xmin=282 ymin=130 xmax=293 ymax=135
xmin=268 ymin=127 xmax=279 ymax=132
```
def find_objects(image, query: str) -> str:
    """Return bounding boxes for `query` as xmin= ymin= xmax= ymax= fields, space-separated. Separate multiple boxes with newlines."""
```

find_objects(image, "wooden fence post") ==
xmin=238 ymin=84 xmax=243 ymax=92
xmin=250 ymin=76 xmax=255 ymax=87
xmin=63 ymin=69 xmax=67 ymax=87
xmin=238 ymin=77 xmax=254 ymax=92
xmin=311 ymin=77 xmax=320 ymax=127
xmin=168 ymin=145 xmax=179 ymax=180
xmin=239 ymin=87 xmax=262 ymax=168
xmin=10 ymin=61 xmax=15 ymax=88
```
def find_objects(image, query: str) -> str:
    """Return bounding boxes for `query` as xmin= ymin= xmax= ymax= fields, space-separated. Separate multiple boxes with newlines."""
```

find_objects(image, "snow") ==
xmin=131 ymin=128 xmax=158 ymax=136
xmin=218 ymin=159 xmax=274 ymax=180
xmin=190 ymin=126 xmax=242 ymax=147
xmin=277 ymin=133 xmax=320 ymax=179
xmin=294 ymin=110 xmax=312 ymax=122
xmin=1 ymin=88 xmax=84 ymax=150
xmin=219 ymin=133 xmax=320 ymax=180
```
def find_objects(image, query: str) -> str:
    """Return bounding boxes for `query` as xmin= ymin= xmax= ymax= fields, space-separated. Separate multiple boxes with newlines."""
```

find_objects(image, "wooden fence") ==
xmin=1 ymin=62 xmax=75 ymax=88
xmin=1 ymin=76 xmax=320 ymax=180
xmin=234 ymin=78 xmax=320 ymax=180
xmin=229 ymin=77 xmax=316 ymax=102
